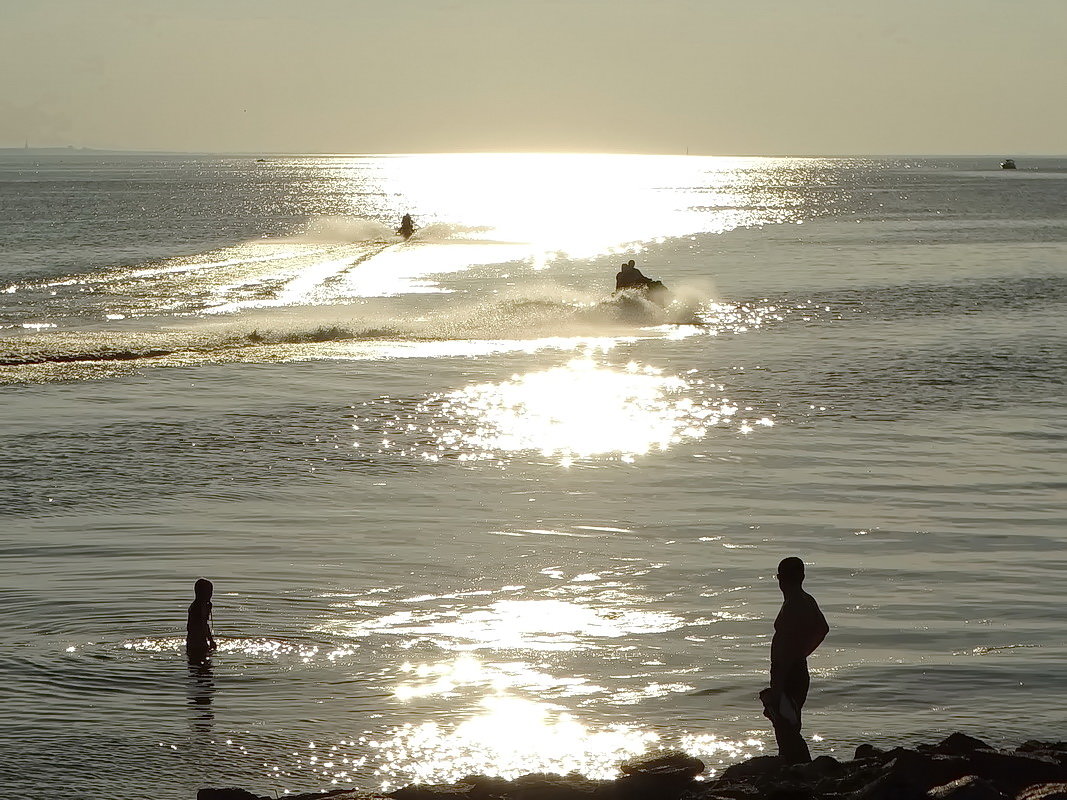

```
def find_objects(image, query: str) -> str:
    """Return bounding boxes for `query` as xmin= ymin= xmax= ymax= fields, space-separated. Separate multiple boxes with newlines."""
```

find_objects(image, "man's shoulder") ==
xmin=781 ymin=590 xmax=822 ymax=614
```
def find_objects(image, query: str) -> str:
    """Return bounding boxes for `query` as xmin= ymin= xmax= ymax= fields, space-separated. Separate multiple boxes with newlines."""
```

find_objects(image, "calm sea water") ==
xmin=1 ymin=154 xmax=1064 ymax=800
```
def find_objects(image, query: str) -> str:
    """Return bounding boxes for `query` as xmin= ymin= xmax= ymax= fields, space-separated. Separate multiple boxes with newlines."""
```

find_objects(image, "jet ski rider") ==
xmin=615 ymin=259 xmax=670 ymax=305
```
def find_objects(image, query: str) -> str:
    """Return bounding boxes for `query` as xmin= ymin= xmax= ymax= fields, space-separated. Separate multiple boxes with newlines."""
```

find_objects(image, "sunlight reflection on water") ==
xmin=324 ymin=597 xmax=686 ymax=653
xmin=277 ymin=695 xmax=767 ymax=790
xmin=354 ymin=355 xmax=777 ymax=466
xmin=427 ymin=358 xmax=722 ymax=464
xmin=289 ymin=576 xmax=771 ymax=791
xmin=121 ymin=637 xmax=360 ymax=664
xmin=369 ymin=154 xmax=819 ymax=259
xmin=371 ymin=696 xmax=659 ymax=787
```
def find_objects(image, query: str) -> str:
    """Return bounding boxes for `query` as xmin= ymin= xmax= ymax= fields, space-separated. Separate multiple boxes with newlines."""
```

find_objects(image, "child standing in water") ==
xmin=186 ymin=578 xmax=217 ymax=664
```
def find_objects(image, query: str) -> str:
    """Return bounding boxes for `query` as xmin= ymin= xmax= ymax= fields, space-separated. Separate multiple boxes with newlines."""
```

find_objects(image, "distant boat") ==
xmin=1001 ymin=158 xmax=1017 ymax=170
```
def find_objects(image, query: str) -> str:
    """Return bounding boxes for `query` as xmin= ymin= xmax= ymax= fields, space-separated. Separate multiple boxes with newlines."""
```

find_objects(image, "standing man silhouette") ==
xmin=760 ymin=556 xmax=828 ymax=763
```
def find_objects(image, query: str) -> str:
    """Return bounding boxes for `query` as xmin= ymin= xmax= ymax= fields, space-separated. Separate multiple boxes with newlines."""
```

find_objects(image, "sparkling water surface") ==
xmin=1 ymin=154 xmax=1065 ymax=799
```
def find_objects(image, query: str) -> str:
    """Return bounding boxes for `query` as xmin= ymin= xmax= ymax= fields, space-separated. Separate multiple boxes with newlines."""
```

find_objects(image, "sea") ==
xmin=1 ymin=153 xmax=1064 ymax=800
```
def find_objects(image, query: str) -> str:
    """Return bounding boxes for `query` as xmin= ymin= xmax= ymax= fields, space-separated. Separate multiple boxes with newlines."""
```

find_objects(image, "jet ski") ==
xmin=613 ymin=260 xmax=672 ymax=307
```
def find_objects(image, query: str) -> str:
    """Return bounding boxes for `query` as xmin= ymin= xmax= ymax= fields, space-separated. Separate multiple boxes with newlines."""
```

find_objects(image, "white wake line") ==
xmin=9 ymin=249 xmax=318 ymax=292
xmin=200 ymin=243 xmax=399 ymax=314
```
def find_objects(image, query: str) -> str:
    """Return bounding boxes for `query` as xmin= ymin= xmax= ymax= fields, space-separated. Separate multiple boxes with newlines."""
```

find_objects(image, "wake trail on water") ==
xmin=0 ymin=213 xmax=781 ymax=382
xmin=1 ymin=216 xmax=533 ymax=325
xmin=1 ymin=291 xmax=679 ymax=362
xmin=289 ymin=216 xmax=497 ymax=245
xmin=0 ymin=280 xmax=750 ymax=384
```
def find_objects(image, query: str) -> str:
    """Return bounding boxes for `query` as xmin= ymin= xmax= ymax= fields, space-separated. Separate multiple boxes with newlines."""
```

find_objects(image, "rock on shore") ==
xmin=199 ymin=735 xmax=1067 ymax=800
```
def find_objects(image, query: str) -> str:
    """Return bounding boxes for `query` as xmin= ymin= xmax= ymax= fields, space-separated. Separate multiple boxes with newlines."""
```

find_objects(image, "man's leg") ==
xmin=759 ymin=685 xmax=811 ymax=763
xmin=775 ymin=661 xmax=811 ymax=764
xmin=786 ymin=659 xmax=810 ymax=728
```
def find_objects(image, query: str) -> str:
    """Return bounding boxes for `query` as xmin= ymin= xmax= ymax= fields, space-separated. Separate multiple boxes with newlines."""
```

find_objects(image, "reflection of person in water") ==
xmin=186 ymin=660 xmax=215 ymax=734
xmin=614 ymin=259 xmax=670 ymax=306
xmin=760 ymin=557 xmax=828 ymax=764
xmin=397 ymin=213 xmax=415 ymax=240
xmin=186 ymin=578 xmax=217 ymax=665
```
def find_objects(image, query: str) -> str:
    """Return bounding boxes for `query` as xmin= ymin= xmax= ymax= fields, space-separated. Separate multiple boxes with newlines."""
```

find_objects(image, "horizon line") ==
xmin=1 ymin=147 xmax=1063 ymax=159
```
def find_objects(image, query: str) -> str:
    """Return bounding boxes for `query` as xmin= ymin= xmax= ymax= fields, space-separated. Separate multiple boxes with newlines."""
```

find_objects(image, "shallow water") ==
xmin=1 ymin=154 xmax=1065 ymax=799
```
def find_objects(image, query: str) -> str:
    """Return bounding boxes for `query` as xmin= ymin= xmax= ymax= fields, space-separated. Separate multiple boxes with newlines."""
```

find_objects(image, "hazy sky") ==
xmin=2 ymin=0 xmax=1064 ymax=154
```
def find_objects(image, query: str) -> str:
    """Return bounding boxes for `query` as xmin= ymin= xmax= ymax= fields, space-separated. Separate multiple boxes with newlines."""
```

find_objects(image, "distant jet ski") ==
xmin=1001 ymin=158 xmax=1017 ymax=170
xmin=613 ymin=259 xmax=672 ymax=307
xmin=396 ymin=213 xmax=416 ymax=240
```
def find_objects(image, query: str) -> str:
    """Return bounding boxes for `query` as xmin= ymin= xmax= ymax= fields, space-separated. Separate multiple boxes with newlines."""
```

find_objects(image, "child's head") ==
xmin=194 ymin=578 xmax=213 ymax=601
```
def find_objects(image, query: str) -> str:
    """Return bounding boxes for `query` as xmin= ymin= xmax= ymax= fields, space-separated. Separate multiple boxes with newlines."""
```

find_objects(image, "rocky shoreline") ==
xmin=200 ymin=734 xmax=1067 ymax=800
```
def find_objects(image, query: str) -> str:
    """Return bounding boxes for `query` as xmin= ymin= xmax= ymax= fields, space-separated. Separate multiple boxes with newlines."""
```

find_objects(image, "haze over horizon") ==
xmin=2 ymin=0 xmax=1065 ymax=155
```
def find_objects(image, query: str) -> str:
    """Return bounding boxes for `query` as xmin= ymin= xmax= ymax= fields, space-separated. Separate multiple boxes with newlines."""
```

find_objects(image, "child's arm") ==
xmin=207 ymin=602 xmax=217 ymax=650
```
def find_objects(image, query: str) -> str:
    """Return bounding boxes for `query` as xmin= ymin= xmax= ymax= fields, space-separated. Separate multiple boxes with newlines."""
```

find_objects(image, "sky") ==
xmin=1 ymin=0 xmax=1064 ymax=155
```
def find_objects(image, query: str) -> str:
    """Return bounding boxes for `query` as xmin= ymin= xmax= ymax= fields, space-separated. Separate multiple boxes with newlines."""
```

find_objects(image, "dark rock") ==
xmin=927 ymin=775 xmax=1006 ymax=800
xmin=967 ymin=749 xmax=1067 ymax=792
xmin=1015 ymin=784 xmax=1067 ymax=800
xmin=845 ymin=751 xmax=973 ymax=800
xmin=789 ymin=755 xmax=842 ymax=780
xmin=1018 ymin=744 xmax=1067 ymax=755
xmin=510 ymin=772 xmax=610 ymax=800
xmin=827 ymin=753 xmax=889 ymax=794
xmin=689 ymin=782 xmax=761 ymax=799
xmin=207 ymin=789 xmax=382 ymax=800
xmin=885 ymin=751 xmax=974 ymax=791
xmin=1017 ymin=743 xmax=1047 ymax=754
xmin=390 ymin=783 xmax=477 ymax=800
xmin=620 ymin=750 xmax=705 ymax=780
xmin=457 ymin=774 xmax=516 ymax=798
xmin=617 ymin=753 xmax=704 ymax=800
xmin=848 ymin=771 xmax=928 ymax=800
xmin=198 ymin=790 xmax=266 ymax=800
xmin=855 ymin=744 xmax=887 ymax=761
xmin=765 ymin=786 xmax=816 ymax=800
xmin=719 ymin=755 xmax=785 ymax=782
xmin=1015 ymin=746 xmax=1067 ymax=768
xmin=937 ymin=735 xmax=996 ymax=757
xmin=1041 ymin=753 xmax=1067 ymax=769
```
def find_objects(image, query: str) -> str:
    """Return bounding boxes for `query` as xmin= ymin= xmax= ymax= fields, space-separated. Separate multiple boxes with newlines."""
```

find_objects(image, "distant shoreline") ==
xmin=3 ymin=148 xmax=1067 ymax=159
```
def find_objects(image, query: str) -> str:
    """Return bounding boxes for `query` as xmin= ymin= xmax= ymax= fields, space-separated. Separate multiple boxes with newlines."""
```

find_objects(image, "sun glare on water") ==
xmin=413 ymin=356 xmax=749 ymax=465
xmin=371 ymin=696 xmax=658 ymax=786
xmin=323 ymin=595 xmax=686 ymax=653
xmin=370 ymin=153 xmax=796 ymax=258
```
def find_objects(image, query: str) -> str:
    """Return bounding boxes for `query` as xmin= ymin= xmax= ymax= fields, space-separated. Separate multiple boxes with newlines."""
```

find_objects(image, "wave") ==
xmin=0 ymin=286 xmax=734 ymax=376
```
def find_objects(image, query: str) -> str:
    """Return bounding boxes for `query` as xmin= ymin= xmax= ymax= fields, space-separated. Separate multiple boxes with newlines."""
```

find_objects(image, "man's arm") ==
xmin=798 ymin=594 xmax=829 ymax=659
xmin=207 ymin=603 xmax=217 ymax=650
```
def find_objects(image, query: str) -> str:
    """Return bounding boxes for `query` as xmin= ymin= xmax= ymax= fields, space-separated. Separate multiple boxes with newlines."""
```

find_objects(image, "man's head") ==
xmin=194 ymin=578 xmax=213 ymax=601
xmin=776 ymin=557 xmax=805 ymax=588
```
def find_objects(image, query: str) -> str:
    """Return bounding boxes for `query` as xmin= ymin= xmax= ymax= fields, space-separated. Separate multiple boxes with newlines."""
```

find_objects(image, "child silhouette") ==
xmin=186 ymin=578 xmax=217 ymax=665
